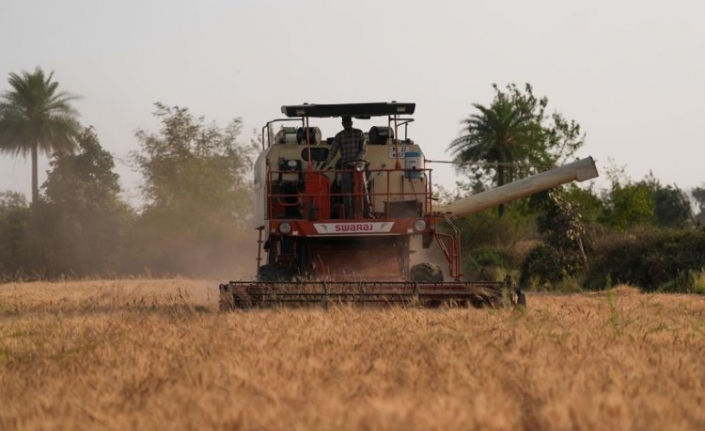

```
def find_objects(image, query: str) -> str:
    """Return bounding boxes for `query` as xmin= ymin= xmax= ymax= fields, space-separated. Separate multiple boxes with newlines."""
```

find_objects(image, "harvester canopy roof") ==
xmin=281 ymin=102 xmax=416 ymax=119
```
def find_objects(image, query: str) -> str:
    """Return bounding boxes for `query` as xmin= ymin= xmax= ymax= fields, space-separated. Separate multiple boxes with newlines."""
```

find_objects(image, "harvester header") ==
xmin=219 ymin=102 xmax=598 ymax=309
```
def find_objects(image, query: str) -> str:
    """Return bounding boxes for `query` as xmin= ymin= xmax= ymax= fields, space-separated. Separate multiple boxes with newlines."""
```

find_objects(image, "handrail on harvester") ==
xmin=265 ymin=165 xmax=434 ymax=221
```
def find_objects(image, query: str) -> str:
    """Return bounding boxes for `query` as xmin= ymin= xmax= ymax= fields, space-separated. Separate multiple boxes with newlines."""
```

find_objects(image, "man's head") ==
xmin=341 ymin=116 xmax=353 ymax=130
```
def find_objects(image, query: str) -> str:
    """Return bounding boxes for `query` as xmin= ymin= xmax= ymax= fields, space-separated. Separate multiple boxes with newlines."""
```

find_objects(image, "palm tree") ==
xmin=0 ymin=67 xmax=81 ymax=204
xmin=448 ymin=86 xmax=543 ymax=217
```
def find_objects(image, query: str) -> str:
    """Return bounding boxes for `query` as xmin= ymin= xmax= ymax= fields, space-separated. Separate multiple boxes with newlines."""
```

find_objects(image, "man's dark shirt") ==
xmin=327 ymin=128 xmax=366 ymax=165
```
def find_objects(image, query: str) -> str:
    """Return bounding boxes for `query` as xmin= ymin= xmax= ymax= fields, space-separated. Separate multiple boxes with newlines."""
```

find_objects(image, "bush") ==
xmin=583 ymin=229 xmax=705 ymax=292
xmin=518 ymin=244 xmax=564 ymax=289
xmin=453 ymin=209 xmax=534 ymax=252
xmin=463 ymin=246 xmax=516 ymax=281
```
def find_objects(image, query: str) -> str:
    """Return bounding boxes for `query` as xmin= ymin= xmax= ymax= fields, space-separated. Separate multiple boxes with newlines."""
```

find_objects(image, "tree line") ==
xmin=0 ymin=68 xmax=703 ymax=288
xmin=0 ymin=68 xmax=255 ymax=280
xmin=445 ymin=83 xmax=704 ymax=292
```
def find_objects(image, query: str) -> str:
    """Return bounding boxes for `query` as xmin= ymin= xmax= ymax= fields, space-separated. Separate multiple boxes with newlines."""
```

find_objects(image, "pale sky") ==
xmin=1 ymin=0 xmax=704 ymax=205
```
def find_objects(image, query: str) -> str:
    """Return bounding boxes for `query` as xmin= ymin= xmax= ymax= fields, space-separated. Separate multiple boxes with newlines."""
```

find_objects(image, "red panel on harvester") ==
xmin=310 ymin=237 xmax=403 ymax=281
xmin=303 ymin=171 xmax=330 ymax=220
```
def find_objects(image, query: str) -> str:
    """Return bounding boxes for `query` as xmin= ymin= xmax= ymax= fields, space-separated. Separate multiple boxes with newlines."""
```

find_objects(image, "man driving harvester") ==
xmin=323 ymin=116 xmax=373 ymax=219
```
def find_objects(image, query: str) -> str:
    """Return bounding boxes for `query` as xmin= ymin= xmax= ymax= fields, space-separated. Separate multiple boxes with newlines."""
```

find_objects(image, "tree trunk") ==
xmin=31 ymin=143 xmax=39 ymax=205
xmin=497 ymin=165 xmax=506 ymax=218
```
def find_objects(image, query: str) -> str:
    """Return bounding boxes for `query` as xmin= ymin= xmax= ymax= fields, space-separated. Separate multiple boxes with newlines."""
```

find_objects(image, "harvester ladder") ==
xmin=434 ymin=215 xmax=463 ymax=280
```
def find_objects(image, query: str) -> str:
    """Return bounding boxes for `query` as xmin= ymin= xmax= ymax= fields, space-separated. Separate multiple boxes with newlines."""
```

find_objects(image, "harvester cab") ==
xmin=219 ymin=102 xmax=598 ymax=309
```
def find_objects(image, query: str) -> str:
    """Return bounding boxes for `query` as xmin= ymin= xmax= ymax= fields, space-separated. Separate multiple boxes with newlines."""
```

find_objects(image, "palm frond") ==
xmin=0 ymin=67 xmax=82 ymax=201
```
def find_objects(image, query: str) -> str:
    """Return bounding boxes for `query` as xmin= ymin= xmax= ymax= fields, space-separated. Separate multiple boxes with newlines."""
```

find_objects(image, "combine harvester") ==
xmin=219 ymin=102 xmax=598 ymax=309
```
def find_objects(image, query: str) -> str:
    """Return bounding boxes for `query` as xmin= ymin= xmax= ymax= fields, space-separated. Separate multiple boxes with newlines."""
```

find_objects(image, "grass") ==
xmin=692 ymin=269 xmax=705 ymax=294
xmin=1 ymin=279 xmax=705 ymax=430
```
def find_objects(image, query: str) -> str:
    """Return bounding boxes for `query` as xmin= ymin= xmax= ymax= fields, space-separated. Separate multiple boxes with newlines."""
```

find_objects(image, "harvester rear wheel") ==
xmin=409 ymin=263 xmax=444 ymax=283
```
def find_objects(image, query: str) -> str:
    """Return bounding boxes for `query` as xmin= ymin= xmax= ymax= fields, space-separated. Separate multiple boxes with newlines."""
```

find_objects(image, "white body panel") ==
xmin=253 ymin=137 xmax=427 ymax=228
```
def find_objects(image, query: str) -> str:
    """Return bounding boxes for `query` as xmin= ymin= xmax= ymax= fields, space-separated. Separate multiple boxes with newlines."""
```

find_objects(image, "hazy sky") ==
xmin=1 ymin=0 xmax=704 ymax=204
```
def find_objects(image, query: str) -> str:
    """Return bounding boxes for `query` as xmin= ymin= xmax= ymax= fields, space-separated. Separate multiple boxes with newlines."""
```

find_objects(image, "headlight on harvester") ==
xmin=279 ymin=222 xmax=292 ymax=234
xmin=414 ymin=219 xmax=427 ymax=232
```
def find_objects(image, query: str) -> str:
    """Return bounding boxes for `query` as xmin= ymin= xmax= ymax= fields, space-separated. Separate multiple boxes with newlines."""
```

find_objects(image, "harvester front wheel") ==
xmin=409 ymin=263 xmax=444 ymax=283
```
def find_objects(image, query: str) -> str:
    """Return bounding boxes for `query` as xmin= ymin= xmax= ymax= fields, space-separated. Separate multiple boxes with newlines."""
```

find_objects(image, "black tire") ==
xmin=257 ymin=264 xmax=294 ymax=282
xmin=409 ymin=263 xmax=444 ymax=283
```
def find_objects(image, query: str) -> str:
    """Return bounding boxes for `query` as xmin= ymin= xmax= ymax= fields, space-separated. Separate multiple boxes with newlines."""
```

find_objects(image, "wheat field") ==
xmin=1 ymin=279 xmax=704 ymax=431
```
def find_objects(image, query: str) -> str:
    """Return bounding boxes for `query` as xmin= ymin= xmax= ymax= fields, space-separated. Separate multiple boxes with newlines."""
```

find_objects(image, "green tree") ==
xmin=601 ymin=172 xmax=692 ymax=230
xmin=448 ymin=83 xmax=584 ymax=217
xmin=43 ymin=127 xmax=121 ymax=208
xmin=653 ymin=185 xmax=692 ymax=228
xmin=520 ymin=187 xmax=590 ymax=288
xmin=0 ymin=191 xmax=32 ymax=277
xmin=600 ymin=181 xmax=655 ymax=229
xmin=564 ymin=183 xmax=605 ymax=224
xmin=0 ymin=68 xmax=82 ymax=204
xmin=38 ymin=127 xmax=132 ymax=276
xmin=131 ymin=103 xmax=255 ymax=276
xmin=0 ymin=190 xmax=27 ymax=208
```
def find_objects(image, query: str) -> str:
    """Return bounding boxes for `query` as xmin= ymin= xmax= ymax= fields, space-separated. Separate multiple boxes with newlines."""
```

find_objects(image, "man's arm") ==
xmin=355 ymin=129 xmax=366 ymax=160
xmin=325 ymin=134 xmax=340 ymax=165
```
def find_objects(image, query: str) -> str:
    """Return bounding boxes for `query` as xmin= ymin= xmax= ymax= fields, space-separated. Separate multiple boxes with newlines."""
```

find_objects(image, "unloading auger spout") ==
xmin=438 ymin=157 xmax=599 ymax=217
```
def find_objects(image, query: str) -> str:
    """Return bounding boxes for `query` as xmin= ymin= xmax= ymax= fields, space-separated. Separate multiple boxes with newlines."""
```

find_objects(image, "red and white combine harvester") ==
xmin=219 ymin=102 xmax=598 ymax=309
